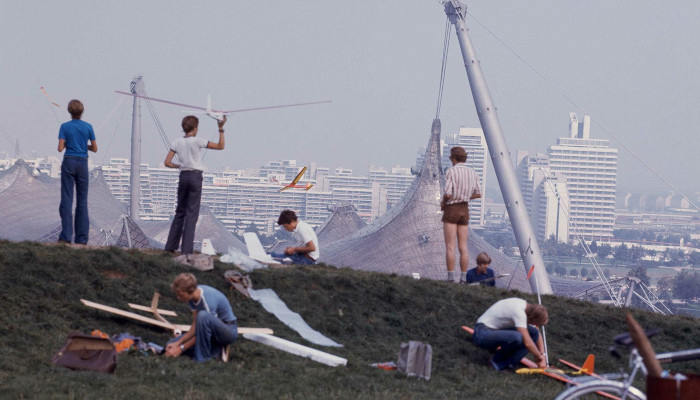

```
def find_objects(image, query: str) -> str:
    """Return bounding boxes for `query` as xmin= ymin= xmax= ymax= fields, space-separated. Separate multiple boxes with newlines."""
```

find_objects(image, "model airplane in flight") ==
xmin=115 ymin=91 xmax=331 ymax=122
xmin=278 ymin=167 xmax=313 ymax=192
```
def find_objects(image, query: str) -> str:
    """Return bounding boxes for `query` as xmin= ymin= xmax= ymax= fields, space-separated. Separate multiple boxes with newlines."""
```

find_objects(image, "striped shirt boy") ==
xmin=444 ymin=163 xmax=481 ymax=205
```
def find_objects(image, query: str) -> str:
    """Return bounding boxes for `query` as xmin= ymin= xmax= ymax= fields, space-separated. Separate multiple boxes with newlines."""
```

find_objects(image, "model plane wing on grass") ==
xmin=279 ymin=166 xmax=313 ymax=192
xmin=115 ymin=91 xmax=331 ymax=122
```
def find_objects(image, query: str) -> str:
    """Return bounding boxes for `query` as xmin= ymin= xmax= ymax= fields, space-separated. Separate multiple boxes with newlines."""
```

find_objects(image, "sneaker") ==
xmin=221 ymin=345 xmax=230 ymax=363
xmin=459 ymin=280 xmax=467 ymax=284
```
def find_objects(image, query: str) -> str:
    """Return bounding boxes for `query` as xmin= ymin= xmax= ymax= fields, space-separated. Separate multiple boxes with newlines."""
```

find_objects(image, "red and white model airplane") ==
xmin=279 ymin=167 xmax=313 ymax=192
xmin=115 ymin=91 xmax=331 ymax=122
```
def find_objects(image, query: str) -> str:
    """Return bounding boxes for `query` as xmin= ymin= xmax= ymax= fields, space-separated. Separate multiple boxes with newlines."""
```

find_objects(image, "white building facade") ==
xmin=547 ymin=113 xmax=618 ymax=240
xmin=516 ymin=151 xmax=570 ymax=242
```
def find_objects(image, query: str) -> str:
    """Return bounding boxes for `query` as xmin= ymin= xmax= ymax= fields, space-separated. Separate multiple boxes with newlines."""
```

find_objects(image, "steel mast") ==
xmin=129 ymin=76 xmax=145 ymax=220
xmin=444 ymin=1 xmax=552 ymax=294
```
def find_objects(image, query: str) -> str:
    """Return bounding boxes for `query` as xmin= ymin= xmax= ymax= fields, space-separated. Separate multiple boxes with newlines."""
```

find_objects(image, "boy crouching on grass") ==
xmin=165 ymin=273 xmax=237 ymax=362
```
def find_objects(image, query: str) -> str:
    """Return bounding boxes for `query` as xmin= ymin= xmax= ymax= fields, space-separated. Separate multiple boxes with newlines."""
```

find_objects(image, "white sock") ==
xmin=461 ymin=272 xmax=467 ymax=282
xmin=447 ymin=271 xmax=455 ymax=281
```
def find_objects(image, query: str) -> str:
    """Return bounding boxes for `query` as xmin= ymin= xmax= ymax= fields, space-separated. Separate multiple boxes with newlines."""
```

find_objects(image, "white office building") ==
xmin=547 ymin=113 xmax=617 ymax=240
xmin=516 ymin=151 xmax=570 ymax=243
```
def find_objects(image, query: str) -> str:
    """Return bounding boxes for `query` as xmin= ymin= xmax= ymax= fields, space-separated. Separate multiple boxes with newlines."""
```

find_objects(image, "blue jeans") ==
xmin=59 ymin=156 xmax=90 ymax=244
xmin=269 ymin=251 xmax=316 ymax=265
xmin=472 ymin=323 xmax=539 ymax=370
xmin=169 ymin=312 xmax=238 ymax=362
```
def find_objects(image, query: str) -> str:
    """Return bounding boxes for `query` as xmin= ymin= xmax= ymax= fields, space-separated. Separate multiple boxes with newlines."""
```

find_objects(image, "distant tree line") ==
xmin=540 ymin=235 xmax=699 ymax=267
xmin=656 ymin=270 xmax=700 ymax=303
xmin=613 ymin=229 xmax=699 ymax=248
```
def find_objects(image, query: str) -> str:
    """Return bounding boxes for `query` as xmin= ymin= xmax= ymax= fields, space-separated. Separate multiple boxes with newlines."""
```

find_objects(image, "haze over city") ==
xmin=1 ymin=1 xmax=698 ymax=196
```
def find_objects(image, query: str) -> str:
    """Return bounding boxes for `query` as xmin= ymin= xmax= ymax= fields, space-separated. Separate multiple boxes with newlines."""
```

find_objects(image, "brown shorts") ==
xmin=442 ymin=202 xmax=470 ymax=225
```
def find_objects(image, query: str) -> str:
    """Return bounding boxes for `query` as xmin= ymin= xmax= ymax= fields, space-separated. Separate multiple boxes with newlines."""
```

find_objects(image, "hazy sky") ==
xmin=1 ymin=1 xmax=698 ymax=196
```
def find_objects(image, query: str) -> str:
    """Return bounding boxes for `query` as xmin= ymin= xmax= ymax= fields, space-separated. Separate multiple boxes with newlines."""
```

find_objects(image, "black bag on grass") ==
xmin=53 ymin=332 xmax=117 ymax=373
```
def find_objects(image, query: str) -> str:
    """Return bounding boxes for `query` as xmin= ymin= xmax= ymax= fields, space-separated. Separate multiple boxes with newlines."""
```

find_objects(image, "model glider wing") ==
xmin=81 ymin=298 xmax=273 ymax=335
xmin=220 ymin=100 xmax=331 ymax=114
xmin=290 ymin=167 xmax=307 ymax=185
xmin=116 ymin=91 xmax=331 ymax=114
xmin=115 ymin=91 xmax=208 ymax=111
xmin=468 ymin=274 xmax=510 ymax=286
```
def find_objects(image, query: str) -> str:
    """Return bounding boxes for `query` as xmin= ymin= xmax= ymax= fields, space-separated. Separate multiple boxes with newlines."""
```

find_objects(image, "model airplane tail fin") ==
xmin=305 ymin=183 xmax=314 ymax=191
xmin=581 ymin=354 xmax=595 ymax=374
xmin=206 ymin=94 xmax=212 ymax=114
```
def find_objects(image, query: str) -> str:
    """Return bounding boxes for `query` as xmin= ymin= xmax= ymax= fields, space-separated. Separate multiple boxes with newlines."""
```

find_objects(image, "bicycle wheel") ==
xmin=554 ymin=380 xmax=646 ymax=400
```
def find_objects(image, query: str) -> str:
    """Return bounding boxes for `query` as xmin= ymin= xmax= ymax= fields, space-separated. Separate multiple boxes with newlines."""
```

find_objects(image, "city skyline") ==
xmin=1 ymin=1 xmax=699 ymax=198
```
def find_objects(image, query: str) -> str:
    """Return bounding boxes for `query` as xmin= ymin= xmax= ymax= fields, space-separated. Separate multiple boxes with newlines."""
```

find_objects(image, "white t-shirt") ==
xmin=293 ymin=220 xmax=320 ymax=260
xmin=476 ymin=297 xmax=528 ymax=329
xmin=171 ymin=136 xmax=209 ymax=171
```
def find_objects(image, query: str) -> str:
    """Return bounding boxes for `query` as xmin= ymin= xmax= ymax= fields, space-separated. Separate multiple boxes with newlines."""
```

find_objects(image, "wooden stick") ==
xmin=80 ymin=299 xmax=272 ymax=335
xmin=150 ymin=292 xmax=176 ymax=329
xmin=128 ymin=303 xmax=178 ymax=316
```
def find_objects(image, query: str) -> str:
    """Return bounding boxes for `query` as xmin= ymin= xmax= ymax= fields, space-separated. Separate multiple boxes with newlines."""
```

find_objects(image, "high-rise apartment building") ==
xmin=516 ymin=151 xmax=570 ymax=243
xmin=547 ymin=113 xmax=617 ymax=240
xmin=98 ymin=158 xmax=414 ymax=235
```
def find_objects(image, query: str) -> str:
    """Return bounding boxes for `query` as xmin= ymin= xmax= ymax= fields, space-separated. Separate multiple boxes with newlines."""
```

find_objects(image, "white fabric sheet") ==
xmin=249 ymin=288 xmax=343 ymax=347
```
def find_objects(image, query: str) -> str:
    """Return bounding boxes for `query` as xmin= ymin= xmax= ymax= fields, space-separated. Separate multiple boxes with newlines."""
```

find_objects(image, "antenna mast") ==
xmin=129 ymin=76 xmax=145 ymax=220
xmin=444 ymin=1 xmax=552 ymax=294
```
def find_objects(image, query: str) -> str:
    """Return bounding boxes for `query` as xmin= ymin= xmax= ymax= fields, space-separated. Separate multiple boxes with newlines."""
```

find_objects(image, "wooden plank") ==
xmin=82 ymin=299 xmax=181 ymax=330
xmin=242 ymin=333 xmax=346 ymax=367
xmin=128 ymin=303 xmax=178 ymax=316
xmin=239 ymin=328 xmax=274 ymax=335
xmin=81 ymin=299 xmax=272 ymax=335
xmin=150 ymin=292 xmax=176 ymax=329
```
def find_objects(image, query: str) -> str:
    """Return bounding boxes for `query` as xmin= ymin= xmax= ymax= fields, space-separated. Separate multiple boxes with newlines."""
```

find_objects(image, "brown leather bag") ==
xmin=53 ymin=332 xmax=117 ymax=374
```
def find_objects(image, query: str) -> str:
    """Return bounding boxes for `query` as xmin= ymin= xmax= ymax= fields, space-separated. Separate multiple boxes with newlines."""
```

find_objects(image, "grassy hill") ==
xmin=1 ymin=240 xmax=698 ymax=399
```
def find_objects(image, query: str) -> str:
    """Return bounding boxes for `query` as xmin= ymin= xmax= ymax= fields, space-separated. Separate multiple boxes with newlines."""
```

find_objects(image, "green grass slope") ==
xmin=0 ymin=240 xmax=698 ymax=399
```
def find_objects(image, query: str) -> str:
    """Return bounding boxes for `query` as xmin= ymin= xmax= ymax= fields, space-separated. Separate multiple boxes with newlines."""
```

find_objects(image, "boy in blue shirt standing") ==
xmin=57 ymin=99 xmax=97 ymax=244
